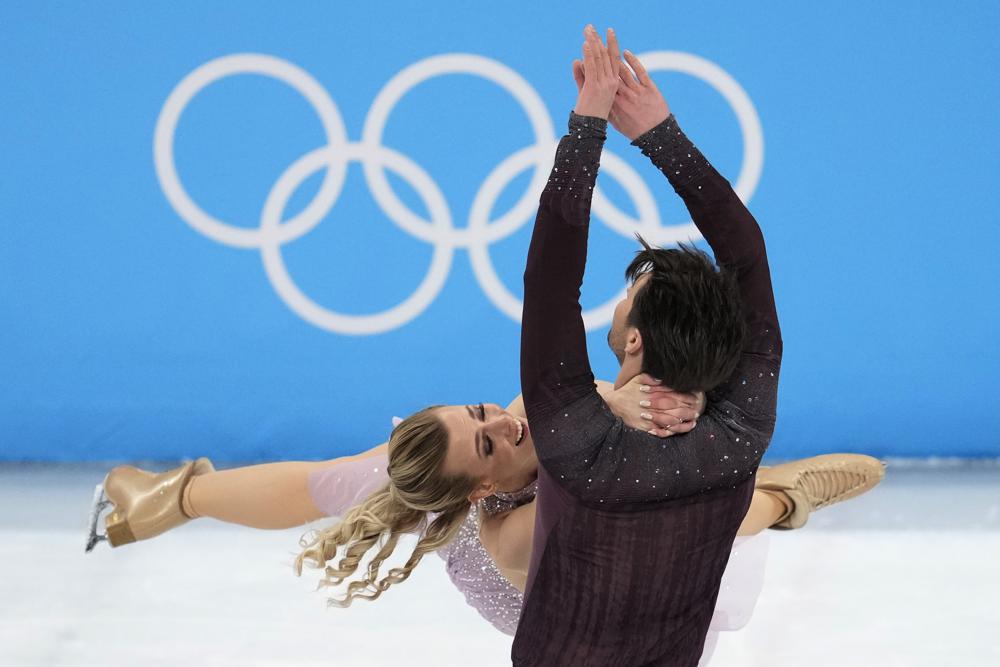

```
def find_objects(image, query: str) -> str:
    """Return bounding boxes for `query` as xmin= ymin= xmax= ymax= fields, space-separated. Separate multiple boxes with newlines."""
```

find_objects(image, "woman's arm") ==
xmin=185 ymin=441 xmax=390 ymax=529
xmin=305 ymin=444 xmax=390 ymax=520
xmin=506 ymin=378 xmax=704 ymax=437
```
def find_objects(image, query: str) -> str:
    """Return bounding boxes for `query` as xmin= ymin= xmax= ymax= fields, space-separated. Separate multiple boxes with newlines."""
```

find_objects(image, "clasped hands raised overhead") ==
xmin=572 ymin=24 xmax=672 ymax=142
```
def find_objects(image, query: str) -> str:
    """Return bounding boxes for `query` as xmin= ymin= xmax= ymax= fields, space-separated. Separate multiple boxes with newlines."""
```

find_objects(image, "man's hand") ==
xmin=572 ymin=25 xmax=621 ymax=120
xmin=573 ymin=44 xmax=671 ymax=140
xmin=606 ymin=374 xmax=705 ymax=438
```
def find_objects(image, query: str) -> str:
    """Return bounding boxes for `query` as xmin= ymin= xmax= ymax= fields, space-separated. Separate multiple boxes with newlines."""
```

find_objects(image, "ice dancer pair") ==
xmin=87 ymin=25 xmax=886 ymax=666
xmin=86 ymin=382 xmax=881 ymax=665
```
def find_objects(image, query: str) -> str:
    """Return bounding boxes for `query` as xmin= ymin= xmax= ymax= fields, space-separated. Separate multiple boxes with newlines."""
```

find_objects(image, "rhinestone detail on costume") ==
xmin=436 ymin=479 xmax=537 ymax=636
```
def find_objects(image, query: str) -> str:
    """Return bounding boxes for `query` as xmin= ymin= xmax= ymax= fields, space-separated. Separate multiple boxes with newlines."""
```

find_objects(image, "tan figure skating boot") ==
xmin=755 ymin=454 xmax=886 ymax=530
xmin=85 ymin=458 xmax=215 ymax=551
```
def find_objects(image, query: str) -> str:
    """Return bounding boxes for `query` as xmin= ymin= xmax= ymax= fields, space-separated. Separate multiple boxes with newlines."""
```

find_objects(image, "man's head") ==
xmin=608 ymin=237 xmax=747 ymax=392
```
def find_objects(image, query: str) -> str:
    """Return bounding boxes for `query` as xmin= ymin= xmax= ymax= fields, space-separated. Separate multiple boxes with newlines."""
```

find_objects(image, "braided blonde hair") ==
xmin=295 ymin=406 xmax=479 ymax=606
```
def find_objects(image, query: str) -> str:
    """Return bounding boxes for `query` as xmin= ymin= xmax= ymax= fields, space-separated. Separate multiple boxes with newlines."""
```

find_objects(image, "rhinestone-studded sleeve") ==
xmin=632 ymin=115 xmax=781 ymax=364
xmin=528 ymin=116 xmax=784 ymax=506
xmin=520 ymin=112 xmax=608 ymax=425
xmin=539 ymin=111 xmax=607 ymax=218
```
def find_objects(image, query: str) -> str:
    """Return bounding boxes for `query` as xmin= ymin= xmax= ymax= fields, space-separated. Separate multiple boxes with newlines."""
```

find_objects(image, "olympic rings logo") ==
xmin=153 ymin=52 xmax=762 ymax=335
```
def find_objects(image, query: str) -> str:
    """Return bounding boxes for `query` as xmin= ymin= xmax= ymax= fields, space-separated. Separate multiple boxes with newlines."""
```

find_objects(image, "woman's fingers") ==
xmin=663 ymin=419 xmax=696 ymax=435
xmin=637 ymin=382 xmax=699 ymax=408
xmin=640 ymin=406 xmax=699 ymax=425
xmin=647 ymin=423 xmax=687 ymax=438
xmin=663 ymin=406 xmax=700 ymax=423
xmin=639 ymin=394 xmax=691 ymax=412
xmin=672 ymin=391 xmax=701 ymax=406
xmin=623 ymin=49 xmax=652 ymax=87
xmin=633 ymin=373 xmax=663 ymax=390
xmin=640 ymin=393 xmax=697 ymax=411
xmin=639 ymin=384 xmax=689 ymax=399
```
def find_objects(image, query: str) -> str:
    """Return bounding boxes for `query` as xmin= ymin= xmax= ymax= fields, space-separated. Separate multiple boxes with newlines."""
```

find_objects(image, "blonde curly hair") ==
xmin=295 ymin=406 xmax=479 ymax=606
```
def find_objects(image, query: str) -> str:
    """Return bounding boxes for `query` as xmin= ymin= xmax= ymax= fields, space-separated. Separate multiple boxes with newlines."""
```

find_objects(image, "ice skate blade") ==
xmin=84 ymin=484 xmax=112 ymax=553
xmin=85 ymin=532 xmax=108 ymax=552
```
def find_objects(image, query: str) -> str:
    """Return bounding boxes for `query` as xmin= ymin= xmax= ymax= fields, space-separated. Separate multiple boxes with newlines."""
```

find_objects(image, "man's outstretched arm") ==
xmin=533 ymin=49 xmax=782 ymax=505
xmin=614 ymin=49 xmax=781 ymax=359
xmin=520 ymin=26 xmax=621 ymax=433
xmin=519 ymin=111 xmax=605 ymax=419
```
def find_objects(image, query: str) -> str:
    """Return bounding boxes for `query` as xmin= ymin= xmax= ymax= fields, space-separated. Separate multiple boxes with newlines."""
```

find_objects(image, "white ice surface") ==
xmin=1 ymin=462 xmax=997 ymax=666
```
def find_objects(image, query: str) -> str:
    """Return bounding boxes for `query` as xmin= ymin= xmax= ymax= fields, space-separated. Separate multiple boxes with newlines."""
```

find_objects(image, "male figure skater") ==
xmin=514 ymin=26 xmax=782 ymax=665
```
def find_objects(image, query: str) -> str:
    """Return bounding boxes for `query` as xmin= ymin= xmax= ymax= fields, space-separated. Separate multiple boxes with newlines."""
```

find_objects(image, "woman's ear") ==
xmin=468 ymin=480 xmax=497 ymax=503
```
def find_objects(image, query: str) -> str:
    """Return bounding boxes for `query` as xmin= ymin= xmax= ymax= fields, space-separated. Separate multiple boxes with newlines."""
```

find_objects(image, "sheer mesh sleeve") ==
xmin=520 ymin=112 xmax=607 ymax=428
xmin=531 ymin=115 xmax=781 ymax=506
xmin=306 ymin=453 xmax=389 ymax=518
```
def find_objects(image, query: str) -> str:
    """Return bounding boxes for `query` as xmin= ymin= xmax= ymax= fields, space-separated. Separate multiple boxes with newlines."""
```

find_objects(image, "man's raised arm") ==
xmin=527 ymin=47 xmax=782 ymax=505
xmin=520 ymin=26 xmax=621 ymax=428
xmin=616 ymin=49 xmax=781 ymax=358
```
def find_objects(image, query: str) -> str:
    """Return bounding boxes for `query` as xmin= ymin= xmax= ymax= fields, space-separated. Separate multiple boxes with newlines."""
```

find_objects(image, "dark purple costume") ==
xmin=513 ymin=112 xmax=782 ymax=666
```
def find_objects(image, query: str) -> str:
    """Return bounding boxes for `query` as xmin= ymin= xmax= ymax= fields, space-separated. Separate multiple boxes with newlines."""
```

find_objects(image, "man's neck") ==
xmin=613 ymin=354 xmax=644 ymax=389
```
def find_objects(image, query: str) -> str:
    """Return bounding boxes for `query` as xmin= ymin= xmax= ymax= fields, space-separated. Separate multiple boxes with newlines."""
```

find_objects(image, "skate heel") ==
xmin=105 ymin=510 xmax=137 ymax=547
xmin=90 ymin=457 xmax=215 ymax=550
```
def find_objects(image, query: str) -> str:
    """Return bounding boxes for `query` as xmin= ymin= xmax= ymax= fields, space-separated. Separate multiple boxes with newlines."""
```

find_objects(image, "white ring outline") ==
xmin=153 ymin=51 xmax=763 ymax=334
xmin=153 ymin=53 xmax=349 ymax=249
xmin=619 ymin=51 xmax=764 ymax=245
xmin=466 ymin=144 xmax=661 ymax=328
xmin=464 ymin=51 xmax=763 ymax=329
xmin=259 ymin=144 xmax=453 ymax=335
xmin=360 ymin=54 xmax=556 ymax=247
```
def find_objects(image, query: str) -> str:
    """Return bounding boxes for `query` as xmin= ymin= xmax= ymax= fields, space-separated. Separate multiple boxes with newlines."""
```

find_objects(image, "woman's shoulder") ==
xmin=478 ymin=512 xmax=504 ymax=558
xmin=478 ymin=501 xmax=536 ymax=570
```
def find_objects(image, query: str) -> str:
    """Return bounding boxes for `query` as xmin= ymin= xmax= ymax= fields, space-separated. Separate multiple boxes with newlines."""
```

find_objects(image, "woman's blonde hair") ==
xmin=295 ymin=406 xmax=479 ymax=606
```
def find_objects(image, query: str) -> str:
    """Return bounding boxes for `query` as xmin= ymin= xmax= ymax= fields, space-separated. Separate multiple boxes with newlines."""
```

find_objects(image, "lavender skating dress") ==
xmin=306 ymin=453 xmax=768 ymax=662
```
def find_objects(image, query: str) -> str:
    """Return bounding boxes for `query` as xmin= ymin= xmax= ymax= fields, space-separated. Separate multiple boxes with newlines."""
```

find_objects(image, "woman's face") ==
xmin=437 ymin=403 xmax=537 ymax=500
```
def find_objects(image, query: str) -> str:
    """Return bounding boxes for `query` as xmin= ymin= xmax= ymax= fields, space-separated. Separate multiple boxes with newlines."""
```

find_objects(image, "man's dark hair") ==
xmin=625 ymin=236 xmax=747 ymax=392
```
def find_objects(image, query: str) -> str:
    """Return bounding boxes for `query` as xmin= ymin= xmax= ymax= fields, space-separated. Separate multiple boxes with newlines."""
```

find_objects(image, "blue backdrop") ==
xmin=3 ymin=2 xmax=998 ymax=461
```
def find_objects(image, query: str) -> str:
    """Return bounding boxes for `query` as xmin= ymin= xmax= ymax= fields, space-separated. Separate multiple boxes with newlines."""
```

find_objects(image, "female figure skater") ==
xmin=90 ymin=374 xmax=883 ymax=664
xmin=89 ymin=33 xmax=886 ymax=664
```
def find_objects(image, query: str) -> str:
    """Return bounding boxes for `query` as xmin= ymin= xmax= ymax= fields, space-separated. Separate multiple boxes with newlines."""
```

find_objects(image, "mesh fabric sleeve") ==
xmin=530 ymin=115 xmax=780 ymax=505
xmin=630 ymin=114 xmax=781 ymax=369
xmin=519 ymin=111 xmax=608 ymax=434
xmin=306 ymin=453 xmax=390 ymax=518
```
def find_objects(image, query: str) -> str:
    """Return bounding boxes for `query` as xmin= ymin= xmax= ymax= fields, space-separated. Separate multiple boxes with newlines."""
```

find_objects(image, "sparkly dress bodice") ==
xmin=306 ymin=442 xmax=767 ymax=650
xmin=306 ymin=452 xmax=535 ymax=636
xmin=435 ymin=480 xmax=538 ymax=635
